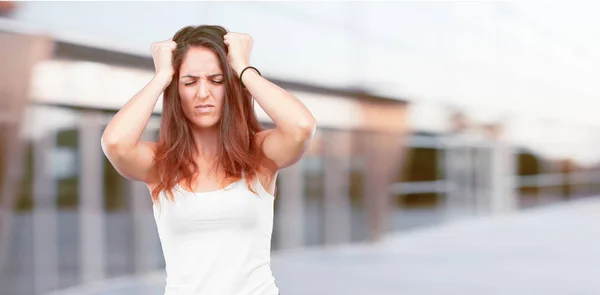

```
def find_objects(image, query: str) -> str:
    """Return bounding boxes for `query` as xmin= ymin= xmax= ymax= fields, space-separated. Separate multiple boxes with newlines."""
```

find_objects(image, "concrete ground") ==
xmin=46 ymin=197 xmax=600 ymax=295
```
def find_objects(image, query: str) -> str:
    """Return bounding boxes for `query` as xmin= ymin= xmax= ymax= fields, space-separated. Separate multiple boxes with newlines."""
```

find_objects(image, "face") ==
xmin=178 ymin=47 xmax=226 ymax=129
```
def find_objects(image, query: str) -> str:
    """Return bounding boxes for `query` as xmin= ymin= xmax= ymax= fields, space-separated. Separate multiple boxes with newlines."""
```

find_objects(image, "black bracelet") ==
xmin=239 ymin=66 xmax=261 ymax=89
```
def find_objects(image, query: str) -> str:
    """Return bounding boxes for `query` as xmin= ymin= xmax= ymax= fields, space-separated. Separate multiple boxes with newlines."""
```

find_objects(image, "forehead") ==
xmin=179 ymin=47 xmax=221 ymax=74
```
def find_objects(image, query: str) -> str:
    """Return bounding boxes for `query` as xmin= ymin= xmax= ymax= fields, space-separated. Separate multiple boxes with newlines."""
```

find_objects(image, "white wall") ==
xmin=5 ymin=1 xmax=600 ymax=163
xmin=8 ymin=2 xmax=600 ymax=120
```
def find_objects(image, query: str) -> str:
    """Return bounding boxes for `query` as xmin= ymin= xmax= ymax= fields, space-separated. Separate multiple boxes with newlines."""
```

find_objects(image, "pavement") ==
xmin=46 ymin=197 xmax=600 ymax=295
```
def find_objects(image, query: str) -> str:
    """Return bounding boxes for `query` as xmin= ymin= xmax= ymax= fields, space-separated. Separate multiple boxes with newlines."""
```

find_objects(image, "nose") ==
xmin=195 ymin=79 xmax=210 ymax=99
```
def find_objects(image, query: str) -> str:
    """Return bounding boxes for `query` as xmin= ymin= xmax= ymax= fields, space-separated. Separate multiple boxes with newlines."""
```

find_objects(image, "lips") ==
xmin=195 ymin=104 xmax=214 ymax=113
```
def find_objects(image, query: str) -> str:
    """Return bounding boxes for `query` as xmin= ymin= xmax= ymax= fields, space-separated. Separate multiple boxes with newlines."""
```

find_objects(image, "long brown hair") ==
xmin=151 ymin=25 xmax=264 ymax=204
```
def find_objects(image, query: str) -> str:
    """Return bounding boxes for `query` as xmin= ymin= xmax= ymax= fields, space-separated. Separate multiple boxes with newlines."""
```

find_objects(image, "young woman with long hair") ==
xmin=101 ymin=25 xmax=316 ymax=295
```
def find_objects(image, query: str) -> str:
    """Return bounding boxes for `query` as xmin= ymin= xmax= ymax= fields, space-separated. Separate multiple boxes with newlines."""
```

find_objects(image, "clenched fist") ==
xmin=223 ymin=32 xmax=253 ymax=75
xmin=151 ymin=39 xmax=177 ymax=83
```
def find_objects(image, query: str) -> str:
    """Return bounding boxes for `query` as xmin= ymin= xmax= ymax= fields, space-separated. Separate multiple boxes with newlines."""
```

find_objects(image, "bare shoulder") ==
xmin=139 ymin=141 xmax=160 ymax=184
xmin=254 ymin=130 xmax=279 ymax=195
xmin=140 ymin=141 xmax=158 ymax=153
xmin=103 ymin=140 xmax=159 ymax=185
xmin=254 ymin=129 xmax=272 ymax=145
xmin=254 ymin=129 xmax=276 ymax=171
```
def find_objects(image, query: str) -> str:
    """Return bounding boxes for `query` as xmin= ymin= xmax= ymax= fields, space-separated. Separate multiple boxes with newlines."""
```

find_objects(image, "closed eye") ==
xmin=209 ymin=74 xmax=224 ymax=84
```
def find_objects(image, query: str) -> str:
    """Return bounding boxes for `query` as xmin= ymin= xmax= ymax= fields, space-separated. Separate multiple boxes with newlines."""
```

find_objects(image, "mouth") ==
xmin=195 ymin=104 xmax=214 ymax=109
xmin=195 ymin=104 xmax=215 ymax=114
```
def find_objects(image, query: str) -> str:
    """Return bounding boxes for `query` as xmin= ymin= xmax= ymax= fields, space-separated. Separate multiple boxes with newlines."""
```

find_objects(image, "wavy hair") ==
xmin=151 ymin=25 xmax=265 ymax=204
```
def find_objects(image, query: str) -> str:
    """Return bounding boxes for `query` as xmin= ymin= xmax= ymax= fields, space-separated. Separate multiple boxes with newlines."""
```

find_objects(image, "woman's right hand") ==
xmin=151 ymin=40 xmax=177 ymax=83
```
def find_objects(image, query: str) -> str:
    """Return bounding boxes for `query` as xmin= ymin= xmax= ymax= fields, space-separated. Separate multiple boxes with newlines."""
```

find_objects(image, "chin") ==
xmin=190 ymin=117 xmax=221 ymax=129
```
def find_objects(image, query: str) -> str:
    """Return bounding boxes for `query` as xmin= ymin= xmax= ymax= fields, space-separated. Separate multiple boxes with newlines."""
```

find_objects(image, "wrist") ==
xmin=238 ymin=66 xmax=262 ymax=89
xmin=233 ymin=64 xmax=250 ymax=76
xmin=154 ymin=72 xmax=173 ymax=86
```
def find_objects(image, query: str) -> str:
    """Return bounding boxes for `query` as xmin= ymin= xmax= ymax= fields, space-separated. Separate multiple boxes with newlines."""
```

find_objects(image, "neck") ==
xmin=191 ymin=124 xmax=220 ymax=160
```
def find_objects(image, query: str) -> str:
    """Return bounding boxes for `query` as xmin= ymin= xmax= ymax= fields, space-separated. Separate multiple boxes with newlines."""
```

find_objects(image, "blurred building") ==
xmin=0 ymin=5 xmax=410 ymax=295
xmin=1 ymin=2 xmax=600 ymax=295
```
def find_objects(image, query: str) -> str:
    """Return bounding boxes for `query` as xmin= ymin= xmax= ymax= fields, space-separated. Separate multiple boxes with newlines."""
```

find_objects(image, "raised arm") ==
xmin=224 ymin=33 xmax=317 ymax=172
xmin=101 ymin=40 xmax=176 ymax=183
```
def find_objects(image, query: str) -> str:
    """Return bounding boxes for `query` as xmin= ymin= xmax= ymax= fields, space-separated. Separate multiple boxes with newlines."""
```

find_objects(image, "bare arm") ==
xmin=101 ymin=74 xmax=170 ymax=182
xmin=101 ymin=40 xmax=176 ymax=183
xmin=244 ymin=70 xmax=316 ymax=170
xmin=224 ymin=33 xmax=317 ymax=171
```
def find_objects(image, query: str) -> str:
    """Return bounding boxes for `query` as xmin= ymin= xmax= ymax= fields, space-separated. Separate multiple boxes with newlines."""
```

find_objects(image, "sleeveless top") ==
xmin=152 ymin=176 xmax=280 ymax=295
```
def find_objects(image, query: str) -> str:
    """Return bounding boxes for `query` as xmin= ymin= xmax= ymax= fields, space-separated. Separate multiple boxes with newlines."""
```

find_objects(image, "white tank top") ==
xmin=152 ymin=176 xmax=280 ymax=295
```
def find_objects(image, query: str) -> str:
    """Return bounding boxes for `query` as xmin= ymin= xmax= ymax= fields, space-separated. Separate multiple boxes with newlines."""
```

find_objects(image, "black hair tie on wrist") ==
xmin=239 ymin=66 xmax=261 ymax=89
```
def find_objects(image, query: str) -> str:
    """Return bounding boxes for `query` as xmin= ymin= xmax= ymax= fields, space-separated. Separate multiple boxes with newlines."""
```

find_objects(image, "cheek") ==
xmin=179 ymin=87 xmax=194 ymax=101
xmin=214 ymin=86 xmax=226 ymax=107
xmin=179 ymin=88 xmax=196 ymax=106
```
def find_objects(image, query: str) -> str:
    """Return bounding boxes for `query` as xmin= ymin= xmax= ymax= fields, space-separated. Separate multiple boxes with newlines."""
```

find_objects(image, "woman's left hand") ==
xmin=223 ymin=32 xmax=253 ymax=75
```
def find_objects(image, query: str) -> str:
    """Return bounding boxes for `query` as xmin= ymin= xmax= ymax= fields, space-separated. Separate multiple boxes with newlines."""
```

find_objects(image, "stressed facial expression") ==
xmin=178 ymin=47 xmax=226 ymax=129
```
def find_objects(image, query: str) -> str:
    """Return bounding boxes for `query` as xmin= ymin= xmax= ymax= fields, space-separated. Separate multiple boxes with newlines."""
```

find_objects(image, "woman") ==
xmin=101 ymin=25 xmax=316 ymax=295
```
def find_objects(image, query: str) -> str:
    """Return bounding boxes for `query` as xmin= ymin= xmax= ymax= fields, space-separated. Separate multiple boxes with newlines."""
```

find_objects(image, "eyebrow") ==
xmin=180 ymin=73 xmax=223 ymax=79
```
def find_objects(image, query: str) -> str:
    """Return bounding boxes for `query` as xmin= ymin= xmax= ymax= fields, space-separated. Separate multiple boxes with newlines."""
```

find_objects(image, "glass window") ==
xmin=15 ymin=139 xmax=34 ymax=212
xmin=303 ymin=130 xmax=325 ymax=246
xmin=349 ymin=130 xmax=367 ymax=242
xmin=55 ymin=128 xmax=79 ymax=209
xmin=517 ymin=150 xmax=541 ymax=208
